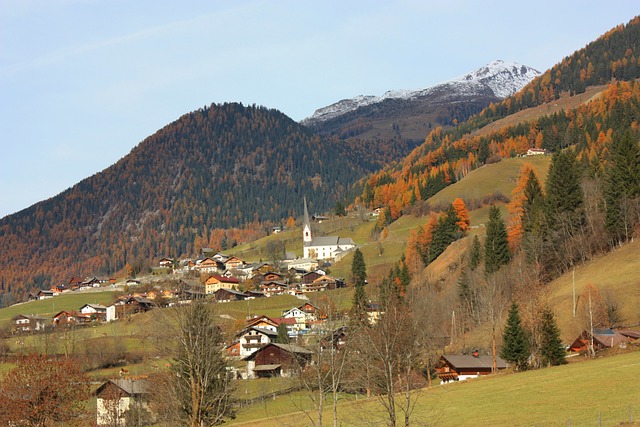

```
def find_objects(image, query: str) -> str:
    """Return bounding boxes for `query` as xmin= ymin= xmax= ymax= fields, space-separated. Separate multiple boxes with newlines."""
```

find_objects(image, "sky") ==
xmin=0 ymin=1 xmax=637 ymax=218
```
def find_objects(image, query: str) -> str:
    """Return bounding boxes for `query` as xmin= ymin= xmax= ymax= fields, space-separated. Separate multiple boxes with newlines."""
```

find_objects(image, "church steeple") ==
xmin=303 ymin=196 xmax=312 ymax=244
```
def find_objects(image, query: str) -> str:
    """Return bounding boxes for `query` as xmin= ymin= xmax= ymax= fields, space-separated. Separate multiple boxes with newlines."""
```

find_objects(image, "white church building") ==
xmin=302 ymin=197 xmax=356 ymax=261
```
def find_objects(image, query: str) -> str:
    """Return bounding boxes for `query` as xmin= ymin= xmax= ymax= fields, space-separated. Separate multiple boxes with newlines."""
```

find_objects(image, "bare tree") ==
xmin=153 ymin=300 xmax=236 ymax=426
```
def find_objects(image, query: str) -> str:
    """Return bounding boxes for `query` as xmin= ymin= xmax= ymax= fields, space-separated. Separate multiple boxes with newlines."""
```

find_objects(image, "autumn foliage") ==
xmin=0 ymin=354 xmax=90 ymax=426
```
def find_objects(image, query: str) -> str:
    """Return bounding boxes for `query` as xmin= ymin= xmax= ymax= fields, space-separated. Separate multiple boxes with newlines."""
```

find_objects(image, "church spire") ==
xmin=303 ymin=196 xmax=312 ymax=244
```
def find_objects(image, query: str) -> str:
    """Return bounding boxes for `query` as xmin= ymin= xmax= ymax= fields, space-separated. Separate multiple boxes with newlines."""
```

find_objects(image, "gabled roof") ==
xmin=440 ymin=354 xmax=507 ymax=370
xmin=243 ymin=342 xmax=313 ymax=360
xmin=95 ymin=378 xmax=149 ymax=397
xmin=80 ymin=303 xmax=107 ymax=311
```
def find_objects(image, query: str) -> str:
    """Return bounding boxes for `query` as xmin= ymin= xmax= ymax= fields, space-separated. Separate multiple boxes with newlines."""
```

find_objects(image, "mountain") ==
xmin=301 ymin=60 xmax=540 ymax=141
xmin=0 ymin=103 xmax=418 ymax=303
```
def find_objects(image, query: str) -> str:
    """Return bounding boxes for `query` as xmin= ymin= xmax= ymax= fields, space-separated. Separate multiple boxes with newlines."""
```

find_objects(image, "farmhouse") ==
xmin=569 ymin=328 xmax=639 ymax=353
xmin=243 ymin=343 xmax=313 ymax=378
xmin=302 ymin=197 xmax=355 ymax=261
xmin=95 ymin=378 xmax=150 ymax=426
xmin=235 ymin=326 xmax=278 ymax=358
xmin=435 ymin=352 xmax=507 ymax=383
xmin=12 ymin=314 xmax=48 ymax=332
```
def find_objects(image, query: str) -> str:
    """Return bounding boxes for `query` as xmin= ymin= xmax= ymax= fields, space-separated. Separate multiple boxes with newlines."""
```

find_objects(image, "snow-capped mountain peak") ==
xmin=302 ymin=60 xmax=540 ymax=126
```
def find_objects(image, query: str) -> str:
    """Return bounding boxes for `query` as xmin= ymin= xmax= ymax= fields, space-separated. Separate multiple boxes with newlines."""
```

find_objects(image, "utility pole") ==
xmin=572 ymin=269 xmax=576 ymax=317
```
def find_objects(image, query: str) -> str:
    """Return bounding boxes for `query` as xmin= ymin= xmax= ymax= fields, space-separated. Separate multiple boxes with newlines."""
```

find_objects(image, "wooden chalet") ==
xmin=245 ymin=315 xmax=279 ymax=332
xmin=301 ymin=271 xmax=323 ymax=284
xmin=224 ymin=256 xmax=245 ymax=270
xmin=12 ymin=314 xmax=48 ymax=332
xmin=234 ymin=326 xmax=278 ymax=358
xmin=435 ymin=352 xmax=507 ymax=383
xmin=196 ymin=257 xmax=221 ymax=273
xmin=213 ymin=288 xmax=248 ymax=302
xmin=158 ymin=257 xmax=174 ymax=268
xmin=569 ymin=328 xmax=638 ymax=353
xmin=79 ymin=304 xmax=108 ymax=321
xmin=53 ymin=310 xmax=91 ymax=326
xmin=51 ymin=283 xmax=71 ymax=293
xmin=260 ymin=280 xmax=289 ymax=297
xmin=243 ymin=343 xmax=313 ymax=378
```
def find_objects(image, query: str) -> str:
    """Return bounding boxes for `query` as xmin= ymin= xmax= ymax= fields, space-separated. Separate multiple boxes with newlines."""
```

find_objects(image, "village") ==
xmin=7 ymin=200 xmax=640 ymax=426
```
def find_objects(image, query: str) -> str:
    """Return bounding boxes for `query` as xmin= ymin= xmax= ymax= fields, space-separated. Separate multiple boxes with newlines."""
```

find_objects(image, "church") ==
xmin=302 ymin=197 xmax=356 ymax=261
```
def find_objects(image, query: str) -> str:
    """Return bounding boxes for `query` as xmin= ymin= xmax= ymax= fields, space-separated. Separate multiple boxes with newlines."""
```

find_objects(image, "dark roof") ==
xmin=441 ymin=354 xmax=507 ymax=370
xmin=95 ymin=379 xmax=149 ymax=397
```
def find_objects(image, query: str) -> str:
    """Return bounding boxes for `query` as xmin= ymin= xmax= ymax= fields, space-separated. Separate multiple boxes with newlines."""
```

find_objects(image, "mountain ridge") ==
xmin=302 ymin=60 xmax=541 ymax=126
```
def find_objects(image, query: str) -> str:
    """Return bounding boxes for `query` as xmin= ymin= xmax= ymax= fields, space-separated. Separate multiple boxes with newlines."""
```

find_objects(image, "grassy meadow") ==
xmin=229 ymin=350 xmax=640 ymax=426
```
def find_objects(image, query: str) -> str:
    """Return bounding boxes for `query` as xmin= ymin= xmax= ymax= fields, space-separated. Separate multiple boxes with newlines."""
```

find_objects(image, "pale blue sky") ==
xmin=0 ymin=0 xmax=637 ymax=218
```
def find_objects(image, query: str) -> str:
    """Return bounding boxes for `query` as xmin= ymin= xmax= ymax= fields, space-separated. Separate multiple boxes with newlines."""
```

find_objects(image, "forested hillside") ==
xmin=0 ymin=103 xmax=415 ymax=303
xmin=358 ymin=17 xmax=640 ymax=354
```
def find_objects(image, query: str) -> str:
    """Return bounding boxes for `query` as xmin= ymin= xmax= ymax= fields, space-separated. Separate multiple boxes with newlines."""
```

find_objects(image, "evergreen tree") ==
xmin=500 ymin=303 xmax=529 ymax=371
xmin=604 ymin=130 xmax=640 ymax=244
xmin=484 ymin=206 xmax=510 ymax=274
xmin=351 ymin=282 xmax=368 ymax=326
xmin=545 ymin=150 xmax=584 ymax=228
xmin=334 ymin=201 xmax=347 ymax=217
xmin=276 ymin=323 xmax=290 ymax=344
xmin=351 ymin=248 xmax=367 ymax=287
xmin=539 ymin=307 xmax=567 ymax=367
xmin=522 ymin=169 xmax=545 ymax=233
xmin=429 ymin=205 xmax=461 ymax=263
xmin=469 ymin=235 xmax=482 ymax=271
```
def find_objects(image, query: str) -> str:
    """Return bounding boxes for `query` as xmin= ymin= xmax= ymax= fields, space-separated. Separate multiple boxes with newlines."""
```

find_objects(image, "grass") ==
xmin=229 ymin=350 xmax=640 ymax=426
xmin=428 ymin=155 xmax=551 ymax=208
xmin=0 ymin=290 xmax=117 ymax=326
xmin=549 ymin=238 xmax=640 ymax=341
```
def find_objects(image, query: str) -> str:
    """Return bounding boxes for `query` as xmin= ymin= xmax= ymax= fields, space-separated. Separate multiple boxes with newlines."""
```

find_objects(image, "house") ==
xmin=260 ymin=280 xmax=289 ymax=297
xmin=243 ymin=343 xmax=313 ymax=379
xmin=284 ymin=258 xmax=319 ymax=273
xmin=435 ymin=352 xmax=507 ymax=383
xmin=79 ymin=304 xmax=108 ymax=321
xmin=526 ymin=148 xmax=549 ymax=156
xmin=204 ymin=275 xmax=240 ymax=294
xmin=301 ymin=271 xmax=323 ymax=284
xmin=196 ymin=257 xmax=221 ymax=273
xmin=301 ymin=275 xmax=345 ymax=292
xmin=68 ymin=277 xmax=85 ymax=288
xmin=53 ymin=310 xmax=91 ymax=326
xmin=245 ymin=315 xmax=280 ymax=332
xmin=224 ymin=256 xmax=245 ymax=270
xmin=51 ymin=283 xmax=71 ymax=294
xmin=95 ymin=378 xmax=150 ymax=426
xmin=321 ymin=326 xmax=347 ymax=351
xmin=569 ymin=329 xmax=637 ymax=353
xmin=281 ymin=308 xmax=308 ymax=335
xmin=235 ymin=326 xmax=278 ymax=358
xmin=302 ymin=197 xmax=355 ymax=260
xmin=244 ymin=290 xmax=265 ymax=299
xmin=12 ymin=314 xmax=48 ymax=332
xmin=158 ymin=257 xmax=174 ymax=268
xmin=114 ymin=296 xmax=154 ymax=316
xmin=213 ymin=288 xmax=248 ymax=303
xmin=29 ymin=289 xmax=56 ymax=300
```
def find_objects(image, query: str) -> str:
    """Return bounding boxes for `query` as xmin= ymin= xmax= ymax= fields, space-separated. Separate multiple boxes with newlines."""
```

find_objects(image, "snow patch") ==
xmin=301 ymin=60 xmax=540 ymax=125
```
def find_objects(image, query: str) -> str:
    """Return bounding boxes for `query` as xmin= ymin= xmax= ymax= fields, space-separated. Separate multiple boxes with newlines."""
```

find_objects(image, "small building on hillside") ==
xmin=569 ymin=328 xmax=639 ymax=353
xmin=12 ymin=314 xmax=48 ymax=333
xmin=95 ymin=378 xmax=150 ymax=426
xmin=435 ymin=352 xmax=507 ymax=383
xmin=243 ymin=343 xmax=313 ymax=379
xmin=234 ymin=326 xmax=278 ymax=358
xmin=79 ymin=304 xmax=108 ymax=321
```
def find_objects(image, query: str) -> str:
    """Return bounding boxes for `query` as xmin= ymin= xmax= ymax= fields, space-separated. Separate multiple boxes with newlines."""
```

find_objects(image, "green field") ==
xmin=0 ymin=290 xmax=117 ymax=326
xmin=229 ymin=350 xmax=640 ymax=426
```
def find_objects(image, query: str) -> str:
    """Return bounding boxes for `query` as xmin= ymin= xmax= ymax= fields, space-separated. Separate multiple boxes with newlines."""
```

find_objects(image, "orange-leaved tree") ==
xmin=452 ymin=197 xmax=470 ymax=233
xmin=0 ymin=354 xmax=91 ymax=426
